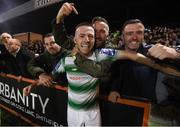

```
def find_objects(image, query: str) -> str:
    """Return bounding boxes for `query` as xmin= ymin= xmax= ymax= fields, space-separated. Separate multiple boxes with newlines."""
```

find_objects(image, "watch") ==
xmin=175 ymin=47 xmax=180 ymax=53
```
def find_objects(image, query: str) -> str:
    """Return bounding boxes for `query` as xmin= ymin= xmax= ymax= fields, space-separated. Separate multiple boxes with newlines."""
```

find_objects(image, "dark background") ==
xmin=0 ymin=0 xmax=179 ymax=35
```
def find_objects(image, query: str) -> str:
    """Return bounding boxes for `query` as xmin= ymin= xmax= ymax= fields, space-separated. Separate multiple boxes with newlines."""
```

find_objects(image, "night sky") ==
xmin=0 ymin=0 xmax=179 ymax=35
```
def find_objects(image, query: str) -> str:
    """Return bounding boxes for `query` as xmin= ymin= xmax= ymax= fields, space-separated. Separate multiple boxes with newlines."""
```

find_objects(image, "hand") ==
xmin=56 ymin=2 xmax=78 ymax=24
xmin=38 ymin=73 xmax=53 ymax=87
xmin=23 ymin=85 xmax=34 ymax=96
xmin=148 ymin=44 xmax=179 ymax=60
xmin=108 ymin=91 xmax=120 ymax=103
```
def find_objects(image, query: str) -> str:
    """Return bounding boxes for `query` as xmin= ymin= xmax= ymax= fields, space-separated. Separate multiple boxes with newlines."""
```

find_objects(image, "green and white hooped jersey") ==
xmin=52 ymin=48 xmax=120 ymax=110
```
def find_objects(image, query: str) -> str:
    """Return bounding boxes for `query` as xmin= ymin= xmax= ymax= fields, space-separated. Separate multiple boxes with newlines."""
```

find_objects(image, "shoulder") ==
xmin=96 ymin=48 xmax=117 ymax=56
xmin=138 ymin=43 xmax=153 ymax=55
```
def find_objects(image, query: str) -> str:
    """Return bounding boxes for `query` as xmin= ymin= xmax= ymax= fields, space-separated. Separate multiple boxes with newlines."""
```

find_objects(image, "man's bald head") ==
xmin=0 ymin=32 xmax=12 ymax=49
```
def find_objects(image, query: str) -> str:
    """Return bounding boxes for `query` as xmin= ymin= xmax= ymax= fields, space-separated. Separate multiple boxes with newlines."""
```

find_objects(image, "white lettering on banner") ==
xmin=10 ymin=86 xmax=17 ymax=102
xmin=0 ymin=81 xmax=64 ymax=126
xmin=18 ymin=89 xmax=26 ymax=105
xmin=0 ymin=81 xmax=49 ymax=114
xmin=38 ymin=95 xmax=49 ymax=114
xmin=26 ymin=95 xmax=29 ymax=107
xmin=0 ymin=96 xmax=10 ymax=104
xmin=36 ymin=113 xmax=63 ymax=127
xmin=5 ymin=83 xmax=9 ymax=97
xmin=0 ymin=95 xmax=62 ymax=126
xmin=25 ymin=108 xmax=35 ymax=117
xmin=30 ymin=93 xmax=37 ymax=110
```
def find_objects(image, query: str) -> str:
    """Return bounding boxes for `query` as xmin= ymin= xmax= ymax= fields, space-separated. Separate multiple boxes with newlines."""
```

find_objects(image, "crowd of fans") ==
xmin=144 ymin=26 xmax=180 ymax=46
xmin=11 ymin=26 xmax=180 ymax=57
xmin=108 ymin=26 xmax=180 ymax=49
xmin=21 ymin=40 xmax=44 ymax=55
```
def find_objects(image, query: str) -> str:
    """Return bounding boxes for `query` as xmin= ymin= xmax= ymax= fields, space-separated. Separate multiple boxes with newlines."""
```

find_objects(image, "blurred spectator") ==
xmin=27 ymin=33 xmax=69 ymax=87
xmin=144 ymin=26 xmax=180 ymax=47
xmin=0 ymin=32 xmax=12 ymax=73
xmin=1 ymin=38 xmax=34 ymax=78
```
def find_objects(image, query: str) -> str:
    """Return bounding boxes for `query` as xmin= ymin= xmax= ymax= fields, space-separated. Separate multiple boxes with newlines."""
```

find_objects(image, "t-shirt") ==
xmin=52 ymin=48 xmax=120 ymax=110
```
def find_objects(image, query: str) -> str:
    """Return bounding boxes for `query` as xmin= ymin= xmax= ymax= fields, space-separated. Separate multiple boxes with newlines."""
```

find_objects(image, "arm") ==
xmin=51 ymin=19 xmax=74 ymax=50
xmin=27 ymin=56 xmax=45 ymax=78
xmin=75 ymin=49 xmax=180 ymax=77
xmin=148 ymin=44 xmax=180 ymax=60
xmin=74 ymin=53 xmax=112 ymax=78
xmin=52 ymin=2 xmax=78 ymax=50
xmin=74 ymin=49 xmax=138 ymax=78
xmin=148 ymin=44 xmax=180 ymax=70
xmin=27 ymin=55 xmax=54 ymax=87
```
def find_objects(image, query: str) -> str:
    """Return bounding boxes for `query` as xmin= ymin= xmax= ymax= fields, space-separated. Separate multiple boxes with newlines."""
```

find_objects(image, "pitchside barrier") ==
xmin=0 ymin=73 xmax=151 ymax=126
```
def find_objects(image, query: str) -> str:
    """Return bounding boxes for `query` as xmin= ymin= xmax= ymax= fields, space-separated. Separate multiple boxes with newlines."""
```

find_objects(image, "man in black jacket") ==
xmin=0 ymin=32 xmax=12 ymax=73
xmin=0 ymin=36 xmax=34 ymax=126
xmin=27 ymin=33 xmax=69 ymax=87
xmin=1 ymin=37 xmax=34 ymax=78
